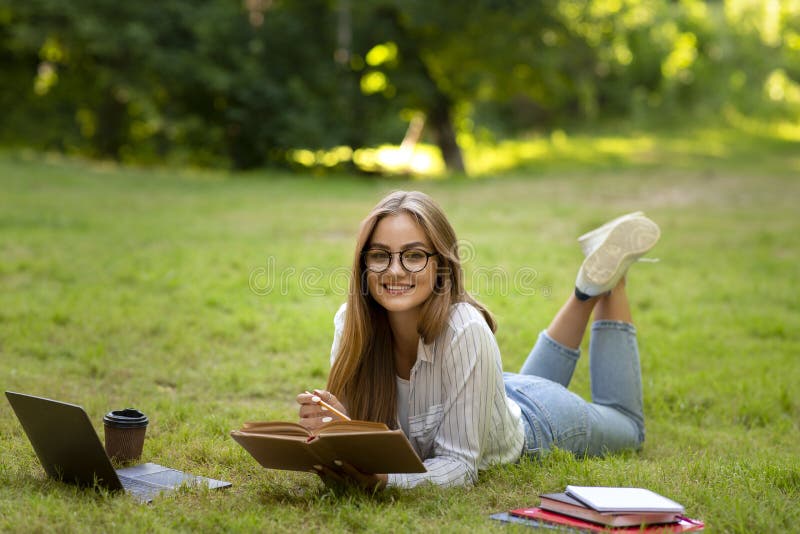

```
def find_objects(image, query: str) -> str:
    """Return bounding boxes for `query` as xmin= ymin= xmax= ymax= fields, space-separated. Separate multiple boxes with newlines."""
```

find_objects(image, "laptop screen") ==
xmin=5 ymin=391 xmax=124 ymax=491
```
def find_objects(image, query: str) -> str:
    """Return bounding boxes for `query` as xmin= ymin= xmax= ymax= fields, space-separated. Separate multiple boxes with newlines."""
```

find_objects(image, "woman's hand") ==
xmin=296 ymin=389 xmax=349 ymax=431
xmin=313 ymin=461 xmax=388 ymax=492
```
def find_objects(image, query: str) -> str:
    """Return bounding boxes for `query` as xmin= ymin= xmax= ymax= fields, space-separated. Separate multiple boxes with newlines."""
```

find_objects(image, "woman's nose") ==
xmin=387 ymin=253 xmax=406 ymax=275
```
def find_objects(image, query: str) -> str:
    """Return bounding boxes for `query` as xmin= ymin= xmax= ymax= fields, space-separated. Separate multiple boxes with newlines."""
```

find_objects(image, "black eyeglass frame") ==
xmin=362 ymin=248 xmax=438 ymax=274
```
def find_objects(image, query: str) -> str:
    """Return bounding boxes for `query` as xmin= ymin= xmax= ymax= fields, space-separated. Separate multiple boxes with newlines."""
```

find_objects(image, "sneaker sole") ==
xmin=577 ymin=211 xmax=645 ymax=257
xmin=582 ymin=218 xmax=661 ymax=286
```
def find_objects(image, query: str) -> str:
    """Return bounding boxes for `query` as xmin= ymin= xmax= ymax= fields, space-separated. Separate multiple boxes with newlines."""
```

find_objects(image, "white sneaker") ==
xmin=577 ymin=211 xmax=645 ymax=256
xmin=575 ymin=216 xmax=660 ymax=299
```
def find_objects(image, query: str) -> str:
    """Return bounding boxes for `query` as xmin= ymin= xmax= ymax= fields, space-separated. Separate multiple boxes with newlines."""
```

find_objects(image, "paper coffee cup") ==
xmin=103 ymin=408 xmax=148 ymax=462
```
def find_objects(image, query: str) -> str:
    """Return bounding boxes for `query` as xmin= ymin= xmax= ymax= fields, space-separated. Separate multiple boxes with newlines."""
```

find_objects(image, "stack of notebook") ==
xmin=497 ymin=486 xmax=704 ymax=532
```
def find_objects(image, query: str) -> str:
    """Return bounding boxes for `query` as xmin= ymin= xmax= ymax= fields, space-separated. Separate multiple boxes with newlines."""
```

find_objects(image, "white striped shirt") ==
xmin=330 ymin=302 xmax=525 ymax=488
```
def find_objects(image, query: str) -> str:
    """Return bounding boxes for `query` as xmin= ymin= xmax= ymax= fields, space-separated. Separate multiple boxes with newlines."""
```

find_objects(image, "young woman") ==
xmin=296 ymin=191 xmax=660 ymax=490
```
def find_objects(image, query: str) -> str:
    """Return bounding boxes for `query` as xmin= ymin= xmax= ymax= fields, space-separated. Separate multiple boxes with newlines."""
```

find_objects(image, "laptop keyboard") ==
xmin=137 ymin=469 xmax=197 ymax=487
xmin=119 ymin=476 xmax=169 ymax=502
xmin=115 ymin=464 xmax=231 ymax=502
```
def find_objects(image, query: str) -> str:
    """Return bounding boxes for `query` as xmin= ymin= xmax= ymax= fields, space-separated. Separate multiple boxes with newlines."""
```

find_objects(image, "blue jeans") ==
xmin=504 ymin=321 xmax=645 ymax=458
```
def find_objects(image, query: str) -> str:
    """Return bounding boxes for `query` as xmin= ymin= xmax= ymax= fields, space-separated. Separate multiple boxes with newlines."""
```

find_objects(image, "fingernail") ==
xmin=320 ymin=406 xmax=329 ymax=411
xmin=321 ymin=416 xmax=333 ymax=423
xmin=311 ymin=396 xmax=321 ymax=403
xmin=333 ymin=460 xmax=343 ymax=466
xmin=313 ymin=465 xmax=322 ymax=471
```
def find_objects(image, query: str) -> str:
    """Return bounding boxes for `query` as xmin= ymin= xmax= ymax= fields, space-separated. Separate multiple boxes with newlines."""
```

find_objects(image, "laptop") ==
xmin=5 ymin=391 xmax=231 ymax=503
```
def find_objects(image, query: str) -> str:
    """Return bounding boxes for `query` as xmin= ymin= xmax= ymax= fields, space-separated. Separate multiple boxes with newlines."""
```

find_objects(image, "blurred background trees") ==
xmin=1 ymin=0 xmax=798 ymax=173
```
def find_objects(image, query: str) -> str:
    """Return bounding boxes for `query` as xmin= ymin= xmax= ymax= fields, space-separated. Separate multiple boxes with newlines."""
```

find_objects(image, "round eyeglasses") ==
xmin=362 ymin=248 xmax=437 ymax=273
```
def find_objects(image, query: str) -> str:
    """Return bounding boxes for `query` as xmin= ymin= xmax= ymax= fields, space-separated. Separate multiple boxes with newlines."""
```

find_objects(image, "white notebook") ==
xmin=564 ymin=486 xmax=685 ymax=513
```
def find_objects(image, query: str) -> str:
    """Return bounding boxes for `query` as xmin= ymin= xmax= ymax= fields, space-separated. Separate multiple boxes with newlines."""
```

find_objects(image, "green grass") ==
xmin=1 ymin=127 xmax=799 ymax=532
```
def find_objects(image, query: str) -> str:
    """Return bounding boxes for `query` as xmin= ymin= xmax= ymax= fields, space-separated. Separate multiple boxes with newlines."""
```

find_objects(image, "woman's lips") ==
xmin=383 ymin=283 xmax=415 ymax=295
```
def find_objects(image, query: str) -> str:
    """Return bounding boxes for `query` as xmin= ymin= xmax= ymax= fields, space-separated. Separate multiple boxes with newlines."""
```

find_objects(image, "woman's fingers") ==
xmin=312 ymin=389 xmax=333 ymax=401
xmin=298 ymin=403 xmax=329 ymax=418
xmin=297 ymin=390 xmax=334 ymax=423
xmin=313 ymin=464 xmax=346 ymax=486
xmin=335 ymin=461 xmax=367 ymax=483
xmin=297 ymin=389 xmax=350 ymax=421
xmin=330 ymin=461 xmax=386 ymax=491
xmin=310 ymin=461 xmax=385 ymax=492
xmin=295 ymin=391 xmax=318 ymax=405
xmin=311 ymin=389 xmax=349 ymax=415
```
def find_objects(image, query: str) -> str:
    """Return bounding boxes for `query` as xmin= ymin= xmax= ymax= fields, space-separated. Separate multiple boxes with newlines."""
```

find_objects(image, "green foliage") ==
xmin=1 ymin=0 xmax=354 ymax=167
xmin=1 ymin=0 xmax=799 ymax=170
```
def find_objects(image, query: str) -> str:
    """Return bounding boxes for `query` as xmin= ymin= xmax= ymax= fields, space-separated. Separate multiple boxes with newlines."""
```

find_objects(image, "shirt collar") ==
xmin=417 ymin=336 xmax=435 ymax=363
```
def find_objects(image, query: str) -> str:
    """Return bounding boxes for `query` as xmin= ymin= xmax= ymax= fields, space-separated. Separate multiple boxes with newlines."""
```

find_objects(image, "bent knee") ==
xmin=587 ymin=404 xmax=644 ymax=454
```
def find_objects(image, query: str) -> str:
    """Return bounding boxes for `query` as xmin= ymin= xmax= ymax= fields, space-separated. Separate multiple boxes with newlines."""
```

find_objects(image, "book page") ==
xmin=316 ymin=420 xmax=390 ymax=434
xmin=236 ymin=419 xmax=388 ymax=436
xmin=239 ymin=421 xmax=311 ymax=437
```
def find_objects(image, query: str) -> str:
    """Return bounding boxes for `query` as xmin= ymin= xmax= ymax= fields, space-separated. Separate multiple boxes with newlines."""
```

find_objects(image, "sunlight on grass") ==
xmin=287 ymin=118 xmax=799 ymax=178
xmin=724 ymin=105 xmax=800 ymax=141
xmin=354 ymin=144 xmax=445 ymax=175
xmin=465 ymin=132 xmax=670 ymax=174
xmin=289 ymin=144 xmax=446 ymax=176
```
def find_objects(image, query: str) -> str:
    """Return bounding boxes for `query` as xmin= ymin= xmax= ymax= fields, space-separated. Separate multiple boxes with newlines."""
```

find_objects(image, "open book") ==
xmin=230 ymin=420 xmax=426 ymax=474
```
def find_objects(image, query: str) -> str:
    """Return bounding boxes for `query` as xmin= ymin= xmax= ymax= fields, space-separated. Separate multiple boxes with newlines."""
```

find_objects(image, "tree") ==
xmin=1 ymin=0 xmax=798 ymax=172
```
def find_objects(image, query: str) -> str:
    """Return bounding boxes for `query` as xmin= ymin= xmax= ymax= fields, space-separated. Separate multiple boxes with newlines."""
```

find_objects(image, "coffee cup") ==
xmin=103 ymin=408 xmax=148 ymax=462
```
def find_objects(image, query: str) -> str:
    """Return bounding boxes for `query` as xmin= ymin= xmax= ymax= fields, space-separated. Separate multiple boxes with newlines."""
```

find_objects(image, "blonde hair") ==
xmin=326 ymin=191 xmax=496 ymax=427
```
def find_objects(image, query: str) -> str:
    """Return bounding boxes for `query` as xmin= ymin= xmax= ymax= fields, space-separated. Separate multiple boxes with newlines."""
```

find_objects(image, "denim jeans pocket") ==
xmin=512 ymin=377 xmax=590 ymax=456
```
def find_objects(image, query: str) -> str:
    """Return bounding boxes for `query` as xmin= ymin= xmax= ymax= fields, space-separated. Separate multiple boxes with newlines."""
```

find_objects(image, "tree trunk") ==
xmin=335 ymin=0 xmax=364 ymax=172
xmin=377 ymin=5 xmax=467 ymax=175
xmin=94 ymin=87 xmax=127 ymax=160
xmin=428 ymin=96 xmax=465 ymax=174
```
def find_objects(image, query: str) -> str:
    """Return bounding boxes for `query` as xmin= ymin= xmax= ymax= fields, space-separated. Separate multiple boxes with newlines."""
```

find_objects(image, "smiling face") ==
xmin=365 ymin=213 xmax=438 ymax=317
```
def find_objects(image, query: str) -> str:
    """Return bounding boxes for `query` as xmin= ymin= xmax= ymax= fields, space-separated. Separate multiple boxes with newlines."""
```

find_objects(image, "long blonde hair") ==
xmin=326 ymin=191 xmax=496 ymax=427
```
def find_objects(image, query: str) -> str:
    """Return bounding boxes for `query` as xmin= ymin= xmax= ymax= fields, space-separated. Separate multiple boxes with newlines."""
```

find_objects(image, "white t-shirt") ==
xmin=330 ymin=302 xmax=525 ymax=488
xmin=396 ymin=376 xmax=410 ymax=437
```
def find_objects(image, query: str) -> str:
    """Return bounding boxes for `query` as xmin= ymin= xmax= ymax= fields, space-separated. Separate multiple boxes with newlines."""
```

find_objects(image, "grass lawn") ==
xmin=1 ymin=127 xmax=798 ymax=532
